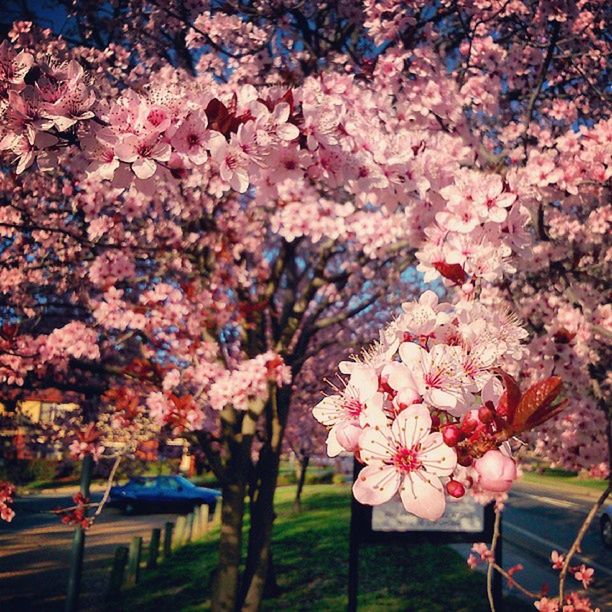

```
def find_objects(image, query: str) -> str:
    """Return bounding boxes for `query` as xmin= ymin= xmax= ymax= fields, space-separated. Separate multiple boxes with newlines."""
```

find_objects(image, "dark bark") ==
xmin=210 ymin=406 xmax=259 ymax=612
xmin=293 ymin=454 xmax=310 ymax=512
xmin=211 ymin=477 xmax=246 ymax=612
xmin=240 ymin=387 xmax=291 ymax=611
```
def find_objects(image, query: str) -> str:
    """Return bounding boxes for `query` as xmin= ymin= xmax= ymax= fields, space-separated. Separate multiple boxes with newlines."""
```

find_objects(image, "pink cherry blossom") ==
xmin=115 ymin=134 xmax=171 ymax=180
xmin=354 ymin=405 xmax=457 ymax=521
xmin=398 ymin=343 xmax=466 ymax=414
xmin=171 ymin=112 xmax=210 ymax=165
xmin=313 ymin=365 xmax=384 ymax=456
xmin=573 ymin=564 xmax=594 ymax=589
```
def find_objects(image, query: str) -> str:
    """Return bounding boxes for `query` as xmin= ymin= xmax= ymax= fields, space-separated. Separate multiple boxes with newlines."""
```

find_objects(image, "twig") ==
xmin=50 ymin=502 xmax=98 ymax=514
xmin=558 ymin=485 xmax=611 ymax=603
xmin=487 ymin=509 xmax=502 ymax=611
xmin=87 ymin=454 xmax=123 ymax=527
xmin=490 ymin=563 xmax=540 ymax=599
xmin=523 ymin=21 xmax=560 ymax=155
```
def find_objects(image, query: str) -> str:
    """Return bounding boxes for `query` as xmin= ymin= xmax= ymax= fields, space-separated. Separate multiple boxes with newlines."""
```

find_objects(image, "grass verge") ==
xmin=520 ymin=470 xmax=607 ymax=492
xmin=120 ymin=484 xmax=531 ymax=611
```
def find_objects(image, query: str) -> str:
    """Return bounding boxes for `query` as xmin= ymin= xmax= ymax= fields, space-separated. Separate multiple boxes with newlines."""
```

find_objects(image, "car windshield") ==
xmin=175 ymin=476 xmax=197 ymax=489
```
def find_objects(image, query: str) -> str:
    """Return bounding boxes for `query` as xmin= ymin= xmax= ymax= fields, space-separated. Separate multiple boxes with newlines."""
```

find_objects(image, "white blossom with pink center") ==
xmin=312 ymin=365 xmax=385 ymax=456
xmin=354 ymin=405 xmax=457 ymax=521
xmin=399 ymin=342 xmax=466 ymax=415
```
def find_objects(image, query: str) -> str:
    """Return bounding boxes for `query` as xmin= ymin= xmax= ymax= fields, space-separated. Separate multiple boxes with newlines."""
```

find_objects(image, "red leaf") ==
xmin=433 ymin=261 xmax=468 ymax=286
xmin=496 ymin=370 xmax=521 ymax=422
xmin=511 ymin=376 xmax=565 ymax=433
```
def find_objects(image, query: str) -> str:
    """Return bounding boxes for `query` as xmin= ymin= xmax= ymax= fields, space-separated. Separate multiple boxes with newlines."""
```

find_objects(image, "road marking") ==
xmin=504 ymin=521 xmax=612 ymax=577
xmin=511 ymin=490 xmax=586 ymax=511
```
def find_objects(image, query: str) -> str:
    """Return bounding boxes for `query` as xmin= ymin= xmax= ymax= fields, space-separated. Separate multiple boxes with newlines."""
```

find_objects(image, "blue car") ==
xmin=109 ymin=475 xmax=221 ymax=515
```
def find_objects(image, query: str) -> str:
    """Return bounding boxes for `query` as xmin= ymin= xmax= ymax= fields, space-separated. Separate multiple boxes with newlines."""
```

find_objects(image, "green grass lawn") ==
xmin=520 ymin=469 xmax=608 ymax=492
xmin=120 ymin=484 xmax=531 ymax=612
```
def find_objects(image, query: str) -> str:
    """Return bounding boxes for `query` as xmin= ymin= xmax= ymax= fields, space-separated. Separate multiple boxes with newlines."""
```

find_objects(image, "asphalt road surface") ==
xmin=0 ymin=491 xmax=181 ymax=611
xmin=454 ymin=481 xmax=612 ymax=609
xmin=0 ymin=482 xmax=610 ymax=611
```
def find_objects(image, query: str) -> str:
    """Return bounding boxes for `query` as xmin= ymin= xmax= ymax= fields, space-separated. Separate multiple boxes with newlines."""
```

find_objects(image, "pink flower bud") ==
xmin=446 ymin=479 xmax=465 ymax=498
xmin=335 ymin=421 xmax=362 ymax=453
xmin=478 ymin=405 xmax=495 ymax=424
xmin=474 ymin=450 xmax=517 ymax=492
xmin=442 ymin=424 xmax=463 ymax=447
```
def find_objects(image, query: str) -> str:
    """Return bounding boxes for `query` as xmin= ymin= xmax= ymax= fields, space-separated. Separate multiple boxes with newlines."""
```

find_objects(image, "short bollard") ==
xmin=200 ymin=504 xmax=209 ymax=535
xmin=126 ymin=536 xmax=143 ymax=587
xmin=147 ymin=528 xmax=161 ymax=569
xmin=163 ymin=522 xmax=174 ymax=559
xmin=174 ymin=515 xmax=187 ymax=548
xmin=192 ymin=506 xmax=201 ymax=540
xmin=185 ymin=512 xmax=194 ymax=543
xmin=192 ymin=510 xmax=198 ymax=536
xmin=106 ymin=545 xmax=129 ymax=601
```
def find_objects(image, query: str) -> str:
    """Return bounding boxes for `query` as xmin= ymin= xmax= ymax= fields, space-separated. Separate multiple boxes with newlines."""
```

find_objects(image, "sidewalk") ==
xmin=18 ymin=482 xmax=108 ymax=497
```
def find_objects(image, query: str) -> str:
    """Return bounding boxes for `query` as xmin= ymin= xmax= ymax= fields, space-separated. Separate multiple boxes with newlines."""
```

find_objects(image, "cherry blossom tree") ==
xmin=0 ymin=1 xmax=609 ymax=610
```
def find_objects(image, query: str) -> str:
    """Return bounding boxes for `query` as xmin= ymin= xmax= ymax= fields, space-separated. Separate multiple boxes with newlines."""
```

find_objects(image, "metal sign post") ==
xmin=348 ymin=460 xmax=502 ymax=611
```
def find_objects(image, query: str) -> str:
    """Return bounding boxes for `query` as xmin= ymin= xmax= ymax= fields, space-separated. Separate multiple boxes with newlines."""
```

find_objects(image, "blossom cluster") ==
xmin=55 ymin=492 xmax=91 ymax=529
xmin=0 ymin=481 xmax=15 ymax=522
xmin=209 ymin=352 xmax=292 ymax=412
xmin=68 ymin=423 xmax=104 ymax=462
xmin=468 ymin=545 xmax=598 ymax=611
xmin=313 ymin=291 xmax=565 ymax=521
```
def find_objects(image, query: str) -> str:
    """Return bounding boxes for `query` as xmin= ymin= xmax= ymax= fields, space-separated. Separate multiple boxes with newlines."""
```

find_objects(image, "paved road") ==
xmin=0 ymin=492 xmax=181 ymax=611
xmin=0 ymin=482 xmax=610 ymax=611
xmin=454 ymin=481 xmax=611 ymax=609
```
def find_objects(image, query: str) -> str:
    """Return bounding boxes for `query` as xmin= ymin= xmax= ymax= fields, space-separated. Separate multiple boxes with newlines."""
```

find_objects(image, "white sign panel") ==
xmin=372 ymin=495 xmax=485 ymax=533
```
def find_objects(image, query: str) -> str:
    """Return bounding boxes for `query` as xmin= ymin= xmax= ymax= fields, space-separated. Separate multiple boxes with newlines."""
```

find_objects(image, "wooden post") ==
xmin=200 ymin=504 xmax=209 ymax=535
xmin=185 ymin=512 xmax=194 ymax=543
xmin=174 ymin=515 xmax=187 ymax=549
xmin=146 ymin=528 xmax=161 ymax=569
xmin=106 ymin=545 xmax=129 ymax=602
xmin=192 ymin=506 xmax=201 ymax=540
xmin=348 ymin=465 xmax=360 ymax=612
xmin=163 ymin=522 xmax=174 ymax=559
xmin=65 ymin=453 xmax=94 ymax=612
xmin=126 ymin=536 xmax=143 ymax=586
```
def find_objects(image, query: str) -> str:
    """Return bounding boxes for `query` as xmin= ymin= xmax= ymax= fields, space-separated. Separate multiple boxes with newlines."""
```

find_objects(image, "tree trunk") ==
xmin=211 ymin=478 xmax=246 ymax=612
xmin=240 ymin=387 xmax=291 ymax=611
xmin=210 ymin=404 xmax=260 ymax=612
xmin=241 ymin=445 xmax=281 ymax=611
xmin=293 ymin=454 xmax=310 ymax=512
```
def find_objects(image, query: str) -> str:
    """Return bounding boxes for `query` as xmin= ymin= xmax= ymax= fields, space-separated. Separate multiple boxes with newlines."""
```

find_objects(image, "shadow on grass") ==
xmin=119 ymin=485 xmax=532 ymax=612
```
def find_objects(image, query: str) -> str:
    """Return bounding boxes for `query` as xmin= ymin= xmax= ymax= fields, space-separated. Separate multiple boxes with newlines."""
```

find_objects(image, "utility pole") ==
xmin=65 ymin=452 xmax=94 ymax=612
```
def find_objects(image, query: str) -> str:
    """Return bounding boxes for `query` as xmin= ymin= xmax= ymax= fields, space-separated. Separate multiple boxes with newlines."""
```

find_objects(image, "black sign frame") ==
xmin=348 ymin=460 xmax=503 ymax=611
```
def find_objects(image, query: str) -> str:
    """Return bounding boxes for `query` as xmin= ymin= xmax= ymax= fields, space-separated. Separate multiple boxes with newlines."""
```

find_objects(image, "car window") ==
xmin=157 ymin=477 xmax=180 ymax=490
xmin=176 ymin=476 xmax=196 ymax=489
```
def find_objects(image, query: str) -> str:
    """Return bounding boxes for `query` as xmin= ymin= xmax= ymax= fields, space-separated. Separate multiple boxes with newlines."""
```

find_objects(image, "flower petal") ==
xmin=325 ymin=428 xmax=344 ymax=457
xmin=361 ymin=392 xmax=387 ymax=428
xmin=312 ymin=395 xmax=341 ymax=426
xmin=349 ymin=365 xmax=378 ymax=401
xmin=353 ymin=464 xmax=400 ymax=506
xmin=391 ymin=404 xmax=431 ymax=449
xmin=132 ymin=157 xmax=157 ymax=180
xmin=399 ymin=472 xmax=446 ymax=521
xmin=399 ymin=341 xmax=427 ymax=368
xmin=358 ymin=426 xmax=394 ymax=463
xmin=419 ymin=432 xmax=457 ymax=476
